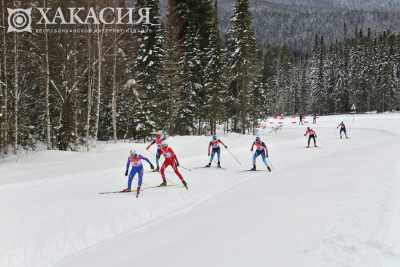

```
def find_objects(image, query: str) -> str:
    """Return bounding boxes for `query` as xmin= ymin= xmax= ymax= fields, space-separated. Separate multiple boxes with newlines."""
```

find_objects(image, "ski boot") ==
xmin=159 ymin=180 xmax=167 ymax=187
xmin=182 ymin=180 xmax=189 ymax=190
xmin=121 ymin=188 xmax=131 ymax=193
xmin=205 ymin=163 xmax=211 ymax=168
xmin=217 ymin=161 xmax=221 ymax=168
xmin=250 ymin=165 xmax=256 ymax=171
xmin=136 ymin=187 xmax=141 ymax=198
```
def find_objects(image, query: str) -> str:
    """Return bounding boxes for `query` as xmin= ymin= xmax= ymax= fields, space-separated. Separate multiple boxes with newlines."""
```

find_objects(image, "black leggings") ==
xmin=308 ymin=135 xmax=317 ymax=147
xmin=340 ymin=128 xmax=347 ymax=139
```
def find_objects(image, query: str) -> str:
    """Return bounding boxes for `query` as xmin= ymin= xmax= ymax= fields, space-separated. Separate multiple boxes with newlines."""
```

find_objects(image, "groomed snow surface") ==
xmin=1 ymin=114 xmax=400 ymax=267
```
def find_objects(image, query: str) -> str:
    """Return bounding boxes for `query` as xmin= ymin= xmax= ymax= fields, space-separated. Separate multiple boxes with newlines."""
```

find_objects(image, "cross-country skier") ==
xmin=250 ymin=137 xmax=272 ymax=172
xmin=146 ymin=131 xmax=166 ymax=172
xmin=299 ymin=114 xmax=304 ymax=125
xmin=122 ymin=150 xmax=155 ymax=198
xmin=159 ymin=142 xmax=188 ymax=190
xmin=304 ymin=127 xmax=318 ymax=148
xmin=313 ymin=113 xmax=317 ymax=124
xmin=337 ymin=121 xmax=348 ymax=139
xmin=206 ymin=135 xmax=228 ymax=168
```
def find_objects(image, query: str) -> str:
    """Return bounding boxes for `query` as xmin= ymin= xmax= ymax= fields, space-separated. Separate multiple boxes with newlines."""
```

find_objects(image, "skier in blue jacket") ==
xmin=122 ymin=150 xmax=154 ymax=198
xmin=250 ymin=136 xmax=272 ymax=172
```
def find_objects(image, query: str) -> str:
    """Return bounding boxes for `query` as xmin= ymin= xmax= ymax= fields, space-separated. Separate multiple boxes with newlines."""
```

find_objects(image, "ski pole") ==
xmin=226 ymin=149 xmax=242 ymax=165
xmin=267 ymin=158 xmax=274 ymax=169
xmin=179 ymin=165 xmax=192 ymax=172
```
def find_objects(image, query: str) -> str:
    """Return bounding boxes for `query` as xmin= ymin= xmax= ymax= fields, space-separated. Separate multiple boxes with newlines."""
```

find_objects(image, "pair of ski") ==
xmin=99 ymin=183 xmax=179 ymax=195
xmin=194 ymin=166 xmax=226 ymax=170
xmin=242 ymin=168 xmax=272 ymax=173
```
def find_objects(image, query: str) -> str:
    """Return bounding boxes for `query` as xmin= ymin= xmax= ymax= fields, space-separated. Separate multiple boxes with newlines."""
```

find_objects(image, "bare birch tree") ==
xmin=111 ymin=23 xmax=118 ymax=143
xmin=43 ymin=0 xmax=51 ymax=150
xmin=1 ymin=0 xmax=8 ymax=154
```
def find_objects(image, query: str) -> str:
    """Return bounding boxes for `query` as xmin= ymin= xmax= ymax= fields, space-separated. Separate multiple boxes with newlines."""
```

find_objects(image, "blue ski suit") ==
xmin=125 ymin=155 xmax=153 ymax=190
xmin=251 ymin=141 xmax=270 ymax=168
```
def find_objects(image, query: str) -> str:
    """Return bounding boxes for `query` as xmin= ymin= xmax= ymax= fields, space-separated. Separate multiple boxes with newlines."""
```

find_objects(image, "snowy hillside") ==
xmin=1 ymin=113 xmax=400 ymax=267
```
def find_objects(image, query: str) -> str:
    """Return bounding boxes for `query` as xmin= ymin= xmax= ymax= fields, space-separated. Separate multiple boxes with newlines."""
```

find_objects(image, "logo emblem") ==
xmin=7 ymin=8 xmax=32 ymax=33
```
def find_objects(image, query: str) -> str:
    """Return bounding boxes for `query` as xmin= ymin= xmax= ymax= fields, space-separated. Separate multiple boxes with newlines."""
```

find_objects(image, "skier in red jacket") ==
xmin=159 ymin=142 xmax=188 ymax=190
xmin=304 ymin=127 xmax=318 ymax=148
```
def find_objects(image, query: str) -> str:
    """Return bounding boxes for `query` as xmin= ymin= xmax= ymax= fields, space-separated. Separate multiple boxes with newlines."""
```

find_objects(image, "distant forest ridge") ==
xmin=160 ymin=0 xmax=400 ymax=52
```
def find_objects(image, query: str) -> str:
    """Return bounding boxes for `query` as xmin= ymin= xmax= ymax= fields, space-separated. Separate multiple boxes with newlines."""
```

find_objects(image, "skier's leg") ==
xmin=313 ymin=136 xmax=317 ymax=147
xmin=172 ymin=163 xmax=184 ymax=182
xmin=160 ymin=161 xmax=168 ymax=185
xmin=136 ymin=167 xmax=144 ymax=198
xmin=307 ymin=136 xmax=311 ymax=147
xmin=261 ymin=152 xmax=267 ymax=167
xmin=138 ymin=167 xmax=144 ymax=188
xmin=261 ymin=152 xmax=272 ymax=172
xmin=128 ymin=168 xmax=139 ymax=191
xmin=252 ymin=151 xmax=258 ymax=170
xmin=252 ymin=152 xmax=257 ymax=165
xmin=209 ymin=150 xmax=215 ymax=163
xmin=217 ymin=148 xmax=221 ymax=167
xmin=155 ymin=149 xmax=161 ymax=170
xmin=172 ymin=163 xmax=188 ymax=189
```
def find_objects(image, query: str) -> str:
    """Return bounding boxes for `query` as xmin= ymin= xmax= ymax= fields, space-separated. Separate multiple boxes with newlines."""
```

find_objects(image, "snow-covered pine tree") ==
xmin=334 ymin=40 xmax=351 ymax=113
xmin=175 ymin=22 xmax=201 ymax=135
xmin=298 ymin=56 xmax=310 ymax=114
xmin=248 ymin=49 xmax=267 ymax=134
xmin=204 ymin=0 xmax=227 ymax=135
xmin=132 ymin=0 xmax=165 ymax=138
xmin=161 ymin=22 xmax=181 ymax=135
xmin=309 ymin=35 xmax=327 ymax=114
xmin=375 ymin=32 xmax=398 ymax=112
xmin=261 ymin=47 xmax=278 ymax=116
xmin=325 ymin=46 xmax=338 ymax=114
xmin=226 ymin=0 xmax=257 ymax=133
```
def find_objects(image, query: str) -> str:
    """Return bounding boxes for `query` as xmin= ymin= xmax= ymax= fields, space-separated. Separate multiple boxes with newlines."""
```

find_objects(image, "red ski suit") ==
xmin=160 ymin=146 xmax=184 ymax=182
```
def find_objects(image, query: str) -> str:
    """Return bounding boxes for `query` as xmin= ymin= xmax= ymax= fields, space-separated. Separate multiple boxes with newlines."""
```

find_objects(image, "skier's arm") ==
xmin=171 ymin=149 xmax=179 ymax=166
xmin=219 ymin=140 xmax=228 ymax=148
xmin=146 ymin=140 xmax=156 ymax=150
xmin=140 ymin=155 xmax=154 ymax=169
xmin=264 ymin=145 xmax=269 ymax=157
xmin=208 ymin=142 xmax=212 ymax=155
xmin=250 ymin=142 xmax=255 ymax=151
xmin=125 ymin=158 xmax=130 ymax=176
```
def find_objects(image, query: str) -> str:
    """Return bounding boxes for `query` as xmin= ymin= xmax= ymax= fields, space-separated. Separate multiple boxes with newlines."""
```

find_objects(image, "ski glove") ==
xmin=125 ymin=170 xmax=128 ymax=176
xmin=176 ymin=161 xmax=180 ymax=167
xmin=225 ymin=145 xmax=228 ymax=149
xmin=150 ymin=164 xmax=155 ymax=170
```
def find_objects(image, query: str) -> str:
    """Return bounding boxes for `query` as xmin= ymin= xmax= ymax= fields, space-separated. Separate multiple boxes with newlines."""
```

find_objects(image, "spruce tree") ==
xmin=226 ymin=0 xmax=257 ymax=133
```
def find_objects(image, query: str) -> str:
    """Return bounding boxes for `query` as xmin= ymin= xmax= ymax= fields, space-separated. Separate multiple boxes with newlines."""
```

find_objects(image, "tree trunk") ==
xmin=94 ymin=24 xmax=104 ymax=141
xmin=44 ymin=0 xmax=51 ymax=149
xmin=111 ymin=24 xmax=118 ymax=143
xmin=73 ymin=36 xmax=79 ymax=149
xmin=86 ymin=29 xmax=93 ymax=151
xmin=2 ymin=0 xmax=8 ymax=154
xmin=13 ymin=29 xmax=19 ymax=153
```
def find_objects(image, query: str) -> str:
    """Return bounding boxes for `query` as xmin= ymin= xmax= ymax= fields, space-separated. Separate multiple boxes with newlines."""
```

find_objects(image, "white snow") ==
xmin=1 ymin=113 xmax=400 ymax=267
